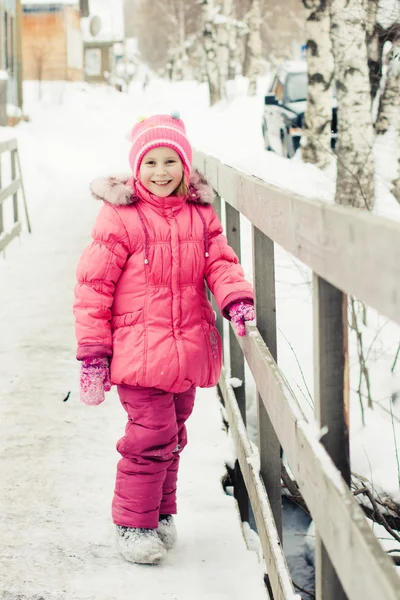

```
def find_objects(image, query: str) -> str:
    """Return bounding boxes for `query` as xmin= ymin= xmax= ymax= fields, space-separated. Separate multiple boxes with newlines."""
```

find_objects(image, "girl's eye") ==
xmin=166 ymin=160 xmax=176 ymax=164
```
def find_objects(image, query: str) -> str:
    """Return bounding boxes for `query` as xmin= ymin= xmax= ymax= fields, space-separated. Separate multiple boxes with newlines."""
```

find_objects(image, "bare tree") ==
xmin=375 ymin=36 xmax=400 ymax=202
xmin=201 ymin=0 xmax=222 ymax=105
xmin=31 ymin=43 xmax=52 ymax=101
xmin=330 ymin=0 xmax=375 ymax=209
xmin=243 ymin=0 xmax=262 ymax=95
xmin=375 ymin=38 xmax=400 ymax=134
xmin=127 ymin=0 xmax=201 ymax=76
xmin=217 ymin=0 xmax=234 ymax=97
xmin=301 ymin=0 xmax=334 ymax=169
xmin=366 ymin=0 xmax=400 ymax=102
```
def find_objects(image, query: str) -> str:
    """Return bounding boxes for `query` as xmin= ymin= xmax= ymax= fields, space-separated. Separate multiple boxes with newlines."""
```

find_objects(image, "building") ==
xmin=81 ymin=1 xmax=124 ymax=85
xmin=21 ymin=1 xmax=84 ymax=81
xmin=0 ymin=0 xmax=23 ymax=116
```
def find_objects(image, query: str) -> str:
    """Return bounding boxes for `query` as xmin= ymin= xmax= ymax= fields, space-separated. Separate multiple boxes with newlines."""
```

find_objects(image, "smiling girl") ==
xmin=73 ymin=113 xmax=254 ymax=565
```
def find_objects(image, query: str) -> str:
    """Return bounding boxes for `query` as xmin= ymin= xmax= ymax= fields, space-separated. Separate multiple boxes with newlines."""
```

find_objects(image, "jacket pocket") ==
xmin=111 ymin=308 xmax=143 ymax=331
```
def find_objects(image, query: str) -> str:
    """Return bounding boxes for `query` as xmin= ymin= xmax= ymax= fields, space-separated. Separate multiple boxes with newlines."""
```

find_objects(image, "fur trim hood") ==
xmin=90 ymin=168 xmax=214 ymax=206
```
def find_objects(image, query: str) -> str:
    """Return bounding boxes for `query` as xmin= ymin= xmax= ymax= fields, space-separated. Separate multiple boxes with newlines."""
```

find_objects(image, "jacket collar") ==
xmin=90 ymin=168 xmax=215 ymax=207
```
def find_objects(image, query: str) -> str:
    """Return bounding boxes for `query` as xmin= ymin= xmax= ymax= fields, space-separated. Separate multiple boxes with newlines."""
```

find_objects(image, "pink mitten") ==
xmin=228 ymin=301 xmax=255 ymax=337
xmin=80 ymin=357 xmax=111 ymax=406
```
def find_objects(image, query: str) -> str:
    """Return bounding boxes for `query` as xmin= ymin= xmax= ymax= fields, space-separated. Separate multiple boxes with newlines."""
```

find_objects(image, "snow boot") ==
xmin=116 ymin=525 xmax=167 ymax=565
xmin=157 ymin=515 xmax=177 ymax=550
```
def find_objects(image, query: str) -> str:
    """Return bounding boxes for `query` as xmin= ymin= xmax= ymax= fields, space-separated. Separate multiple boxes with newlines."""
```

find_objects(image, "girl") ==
xmin=73 ymin=113 xmax=254 ymax=565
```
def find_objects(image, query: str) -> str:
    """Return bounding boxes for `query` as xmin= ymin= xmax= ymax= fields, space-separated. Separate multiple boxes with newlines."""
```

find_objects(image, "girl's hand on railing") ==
xmin=80 ymin=357 xmax=111 ymax=405
xmin=228 ymin=301 xmax=255 ymax=337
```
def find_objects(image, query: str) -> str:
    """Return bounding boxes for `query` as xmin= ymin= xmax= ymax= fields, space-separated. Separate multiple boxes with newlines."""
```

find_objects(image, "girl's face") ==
xmin=139 ymin=147 xmax=183 ymax=197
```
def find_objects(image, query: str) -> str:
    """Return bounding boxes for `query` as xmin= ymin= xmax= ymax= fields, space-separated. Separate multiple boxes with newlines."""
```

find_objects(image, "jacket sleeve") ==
xmin=204 ymin=207 xmax=254 ymax=318
xmin=73 ymin=204 xmax=130 ymax=360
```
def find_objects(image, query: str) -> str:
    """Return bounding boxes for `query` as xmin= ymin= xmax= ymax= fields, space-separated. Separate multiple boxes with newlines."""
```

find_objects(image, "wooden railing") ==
xmin=0 ymin=136 xmax=30 ymax=252
xmin=193 ymin=150 xmax=400 ymax=600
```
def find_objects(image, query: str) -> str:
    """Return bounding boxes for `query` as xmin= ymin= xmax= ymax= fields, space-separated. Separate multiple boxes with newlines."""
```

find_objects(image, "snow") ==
xmin=0 ymin=82 xmax=268 ymax=599
xmin=6 ymin=105 xmax=23 ymax=118
xmin=1 ymin=62 xmax=399 ymax=596
xmin=0 ymin=126 xmax=16 ymax=142
xmin=377 ymin=0 xmax=400 ymax=27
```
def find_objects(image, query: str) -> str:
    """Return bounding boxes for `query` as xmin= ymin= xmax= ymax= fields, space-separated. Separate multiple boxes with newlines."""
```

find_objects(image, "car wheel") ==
xmin=280 ymin=131 xmax=289 ymax=158
xmin=262 ymin=123 xmax=272 ymax=151
xmin=281 ymin=130 xmax=295 ymax=158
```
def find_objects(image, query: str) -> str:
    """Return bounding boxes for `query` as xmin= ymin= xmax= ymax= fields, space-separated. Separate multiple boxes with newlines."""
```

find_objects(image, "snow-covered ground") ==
xmin=0 ymin=83 xmax=269 ymax=600
xmin=1 ymin=74 xmax=399 ymax=597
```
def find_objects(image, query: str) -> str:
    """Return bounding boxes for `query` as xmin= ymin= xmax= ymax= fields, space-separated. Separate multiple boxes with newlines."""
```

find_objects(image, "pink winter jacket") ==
xmin=73 ymin=170 xmax=254 ymax=393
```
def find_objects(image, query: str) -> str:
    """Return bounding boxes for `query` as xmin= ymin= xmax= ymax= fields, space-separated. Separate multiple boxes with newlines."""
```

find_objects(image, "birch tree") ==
xmin=330 ymin=0 xmax=375 ymax=209
xmin=366 ymin=0 xmax=400 ymax=102
xmin=375 ymin=38 xmax=400 ymax=202
xmin=217 ymin=0 xmax=234 ymax=97
xmin=201 ymin=0 xmax=222 ymax=105
xmin=375 ymin=38 xmax=400 ymax=134
xmin=244 ymin=0 xmax=262 ymax=95
xmin=301 ymin=0 xmax=334 ymax=169
xmin=366 ymin=0 xmax=382 ymax=100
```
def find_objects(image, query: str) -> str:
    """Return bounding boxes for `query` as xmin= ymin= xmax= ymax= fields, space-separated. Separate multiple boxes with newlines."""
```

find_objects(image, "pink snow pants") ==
xmin=112 ymin=384 xmax=196 ymax=529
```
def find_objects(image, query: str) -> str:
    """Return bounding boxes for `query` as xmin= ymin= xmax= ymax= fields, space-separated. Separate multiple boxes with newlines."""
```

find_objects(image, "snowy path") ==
xmin=0 ymin=88 xmax=267 ymax=600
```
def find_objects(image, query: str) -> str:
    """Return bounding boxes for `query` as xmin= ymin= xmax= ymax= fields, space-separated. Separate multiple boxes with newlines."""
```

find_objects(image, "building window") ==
xmin=85 ymin=49 xmax=102 ymax=76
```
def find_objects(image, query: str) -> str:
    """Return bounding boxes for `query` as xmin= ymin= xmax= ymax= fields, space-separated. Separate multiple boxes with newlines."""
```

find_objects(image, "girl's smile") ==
xmin=139 ymin=147 xmax=183 ymax=197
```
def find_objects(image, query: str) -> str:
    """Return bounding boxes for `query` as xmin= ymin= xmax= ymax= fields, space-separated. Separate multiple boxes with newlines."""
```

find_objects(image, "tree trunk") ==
xmin=330 ymin=0 xmax=375 ymax=209
xmin=202 ymin=0 xmax=222 ymax=105
xmin=366 ymin=0 xmax=382 ymax=102
xmin=393 ymin=144 xmax=400 ymax=204
xmin=301 ymin=0 xmax=334 ymax=169
xmin=246 ymin=0 xmax=262 ymax=96
xmin=218 ymin=0 xmax=234 ymax=98
xmin=375 ymin=38 xmax=400 ymax=203
xmin=375 ymin=39 xmax=400 ymax=135
xmin=228 ymin=0 xmax=238 ymax=80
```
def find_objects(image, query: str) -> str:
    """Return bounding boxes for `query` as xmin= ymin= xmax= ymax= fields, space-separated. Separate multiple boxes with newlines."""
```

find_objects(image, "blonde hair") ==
xmin=173 ymin=172 xmax=189 ymax=197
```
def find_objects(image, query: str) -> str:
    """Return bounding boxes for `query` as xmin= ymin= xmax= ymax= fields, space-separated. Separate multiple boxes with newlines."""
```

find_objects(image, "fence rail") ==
xmin=193 ymin=150 xmax=400 ymax=600
xmin=0 ymin=136 xmax=30 ymax=252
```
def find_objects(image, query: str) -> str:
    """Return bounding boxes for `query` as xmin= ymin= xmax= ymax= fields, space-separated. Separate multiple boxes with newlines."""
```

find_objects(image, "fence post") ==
xmin=225 ymin=201 xmax=249 ymax=522
xmin=0 ymin=156 xmax=3 ymax=236
xmin=313 ymin=274 xmax=350 ymax=600
xmin=253 ymin=225 xmax=282 ymax=541
xmin=0 ymin=76 xmax=7 ymax=127
xmin=11 ymin=149 xmax=18 ymax=223
xmin=211 ymin=193 xmax=224 ymax=342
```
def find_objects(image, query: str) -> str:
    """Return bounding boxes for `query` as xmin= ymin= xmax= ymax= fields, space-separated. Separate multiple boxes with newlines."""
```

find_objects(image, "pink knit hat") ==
xmin=129 ymin=113 xmax=193 ymax=179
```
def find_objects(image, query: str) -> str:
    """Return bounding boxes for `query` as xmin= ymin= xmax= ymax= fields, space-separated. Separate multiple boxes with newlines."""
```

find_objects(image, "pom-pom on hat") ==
xmin=129 ymin=112 xmax=192 ymax=179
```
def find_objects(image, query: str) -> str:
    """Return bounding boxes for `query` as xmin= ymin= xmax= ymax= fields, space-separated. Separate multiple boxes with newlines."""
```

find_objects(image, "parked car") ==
xmin=262 ymin=60 xmax=337 ymax=158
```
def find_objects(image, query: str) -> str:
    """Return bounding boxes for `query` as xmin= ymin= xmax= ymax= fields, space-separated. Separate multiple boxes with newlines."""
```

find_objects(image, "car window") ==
xmin=269 ymin=75 xmax=278 ymax=93
xmin=273 ymin=78 xmax=284 ymax=102
xmin=285 ymin=72 xmax=307 ymax=102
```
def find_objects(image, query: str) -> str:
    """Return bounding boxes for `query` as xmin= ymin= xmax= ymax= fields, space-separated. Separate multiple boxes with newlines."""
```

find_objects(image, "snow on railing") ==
xmin=193 ymin=149 xmax=400 ymax=600
xmin=0 ymin=136 xmax=31 ymax=253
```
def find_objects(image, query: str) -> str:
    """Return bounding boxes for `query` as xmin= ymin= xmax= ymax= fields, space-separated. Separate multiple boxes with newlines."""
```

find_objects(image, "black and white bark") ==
xmin=216 ymin=0 xmax=234 ymax=97
xmin=366 ymin=0 xmax=383 ymax=101
xmin=375 ymin=38 xmax=400 ymax=134
xmin=330 ymin=0 xmax=375 ymax=209
xmin=202 ymin=0 xmax=222 ymax=105
xmin=244 ymin=0 xmax=262 ymax=96
xmin=375 ymin=37 xmax=400 ymax=202
xmin=301 ymin=0 xmax=334 ymax=169
xmin=227 ymin=0 xmax=239 ymax=80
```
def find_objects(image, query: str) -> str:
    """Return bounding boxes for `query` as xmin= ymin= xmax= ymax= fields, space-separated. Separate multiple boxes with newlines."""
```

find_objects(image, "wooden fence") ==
xmin=193 ymin=150 xmax=400 ymax=600
xmin=0 ymin=136 xmax=30 ymax=253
